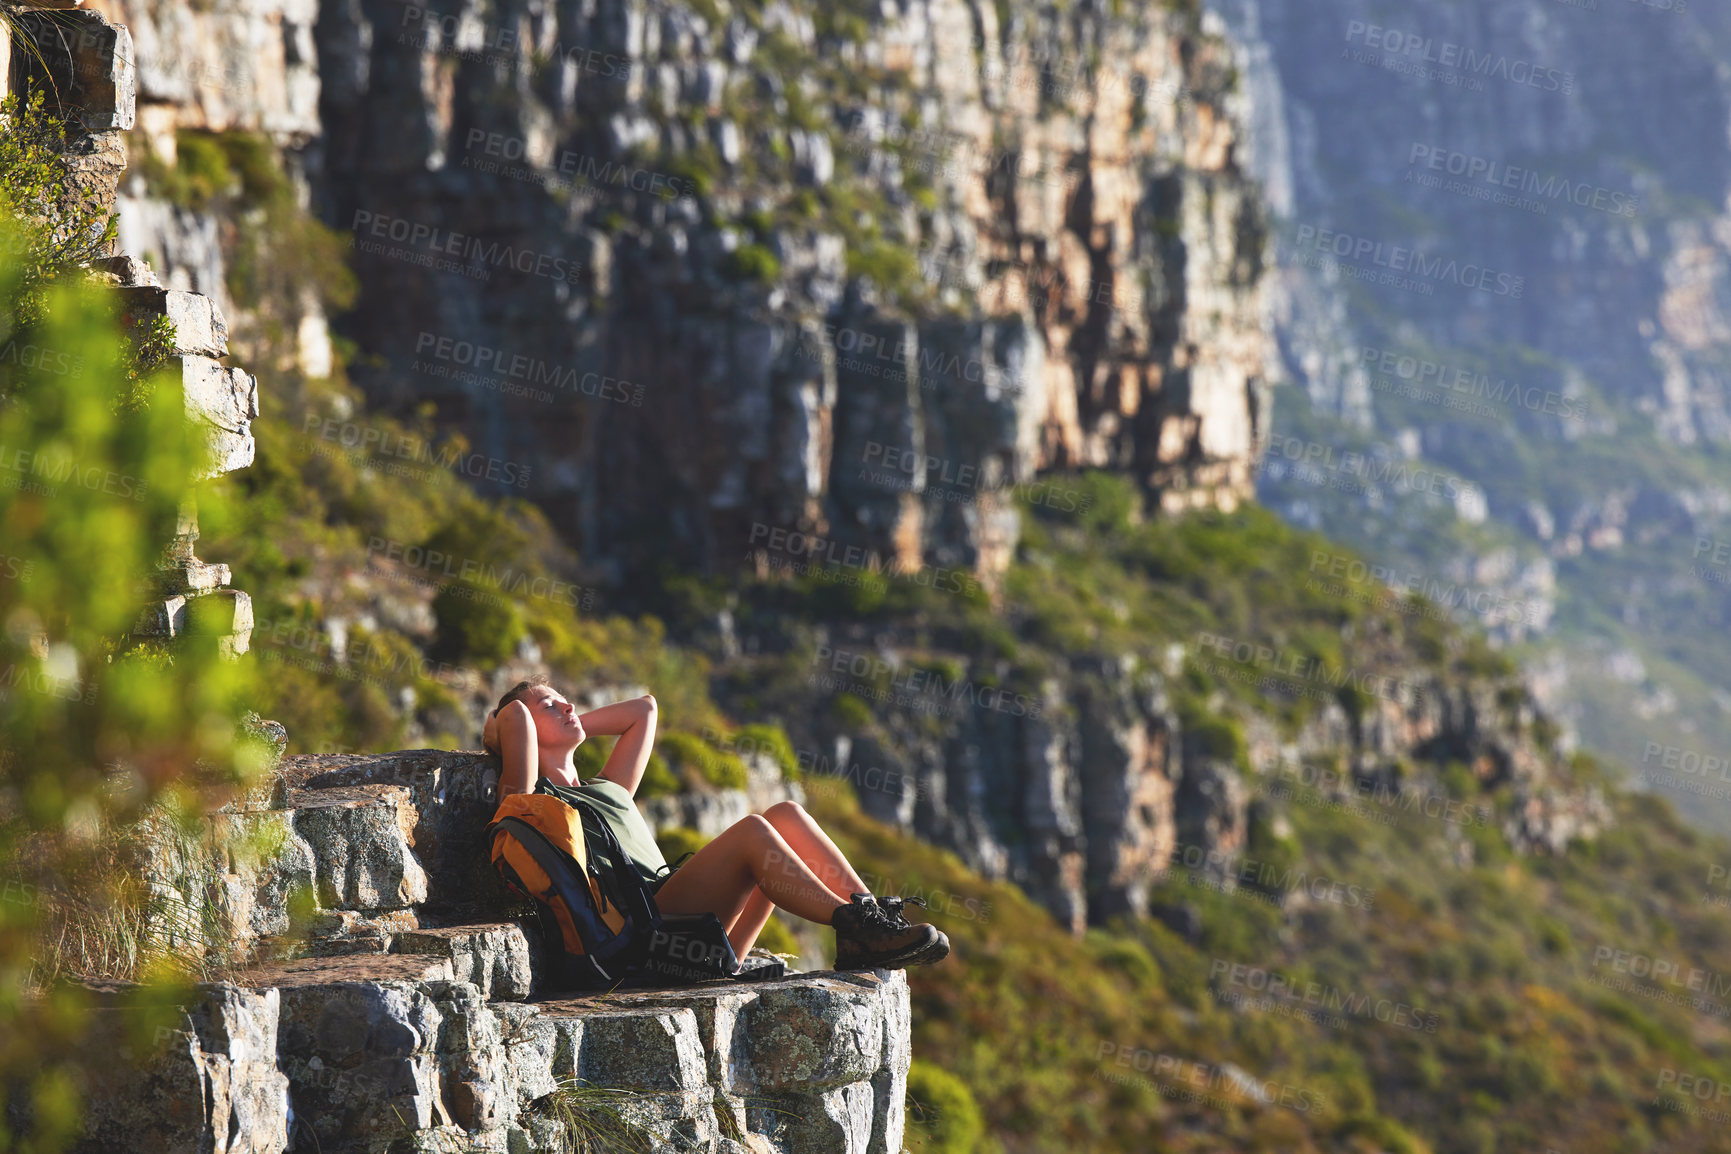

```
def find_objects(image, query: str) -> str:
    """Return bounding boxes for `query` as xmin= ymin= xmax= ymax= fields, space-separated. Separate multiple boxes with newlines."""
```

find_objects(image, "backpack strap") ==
xmin=650 ymin=852 xmax=696 ymax=892
xmin=565 ymin=796 xmax=662 ymax=928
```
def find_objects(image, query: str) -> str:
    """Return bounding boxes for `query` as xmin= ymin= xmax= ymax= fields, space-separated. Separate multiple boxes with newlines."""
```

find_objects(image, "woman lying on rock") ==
xmin=482 ymin=678 xmax=949 ymax=970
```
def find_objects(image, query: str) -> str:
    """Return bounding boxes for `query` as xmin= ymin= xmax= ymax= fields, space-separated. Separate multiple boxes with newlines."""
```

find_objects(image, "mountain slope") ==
xmin=1202 ymin=0 xmax=1731 ymax=834
xmin=816 ymin=745 xmax=1731 ymax=1154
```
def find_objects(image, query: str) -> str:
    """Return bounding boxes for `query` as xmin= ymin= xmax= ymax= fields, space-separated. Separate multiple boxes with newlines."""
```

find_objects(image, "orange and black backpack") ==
xmin=486 ymin=791 xmax=660 ymax=988
xmin=486 ymin=790 xmax=786 ymax=990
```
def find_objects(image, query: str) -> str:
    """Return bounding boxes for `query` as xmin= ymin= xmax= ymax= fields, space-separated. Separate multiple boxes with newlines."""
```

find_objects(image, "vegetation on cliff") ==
xmin=196 ymin=315 xmax=1731 ymax=1154
xmin=818 ymin=745 xmax=1731 ymax=1154
xmin=0 ymin=87 xmax=262 ymax=1146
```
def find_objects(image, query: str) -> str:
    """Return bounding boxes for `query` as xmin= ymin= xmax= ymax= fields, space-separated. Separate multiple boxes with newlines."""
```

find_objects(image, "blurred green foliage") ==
xmin=906 ymin=1060 xmax=987 ymax=1154
xmin=752 ymin=911 xmax=801 ymax=958
xmin=734 ymin=722 xmax=800 ymax=781
xmin=657 ymin=730 xmax=748 ymax=790
xmin=808 ymin=759 xmax=1731 ymax=1153
xmin=653 ymin=824 xmax=710 ymax=865
xmin=432 ymin=579 xmax=527 ymax=665
xmin=0 ymin=86 xmax=259 ymax=1150
xmin=724 ymin=242 xmax=781 ymax=283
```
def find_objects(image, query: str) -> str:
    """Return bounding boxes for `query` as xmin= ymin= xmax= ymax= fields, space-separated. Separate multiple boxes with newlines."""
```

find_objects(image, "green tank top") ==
xmin=534 ymin=776 xmax=668 ymax=889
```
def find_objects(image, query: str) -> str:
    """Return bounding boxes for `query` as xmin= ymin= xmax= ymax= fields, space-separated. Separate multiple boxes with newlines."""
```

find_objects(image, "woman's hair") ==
xmin=492 ymin=676 xmax=552 ymax=719
xmin=483 ymin=677 xmax=554 ymax=753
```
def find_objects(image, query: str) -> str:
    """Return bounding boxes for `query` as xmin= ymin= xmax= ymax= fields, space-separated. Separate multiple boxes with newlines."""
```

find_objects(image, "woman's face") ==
xmin=524 ymin=685 xmax=585 ymax=749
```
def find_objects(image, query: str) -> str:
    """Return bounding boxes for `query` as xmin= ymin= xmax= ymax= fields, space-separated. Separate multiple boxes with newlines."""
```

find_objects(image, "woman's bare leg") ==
xmin=714 ymin=803 xmax=869 ymax=957
xmin=654 ymin=815 xmax=846 ymax=956
xmin=727 ymin=888 xmax=776 ymax=957
xmin=761 ymin=801 xmax=871 ymax=901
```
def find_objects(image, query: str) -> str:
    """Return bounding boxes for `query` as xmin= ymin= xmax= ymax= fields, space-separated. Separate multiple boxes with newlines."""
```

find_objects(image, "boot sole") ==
xmin=910 ymin=930 xmax=950 ymax=966
xmin=835 ymin=927 xmax=950 ymax=971
xmin=834 ymin=926 xmax=943 ymax=970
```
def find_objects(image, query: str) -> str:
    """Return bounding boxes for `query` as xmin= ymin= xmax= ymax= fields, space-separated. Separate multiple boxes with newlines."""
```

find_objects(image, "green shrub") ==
xmin=726 ymin=243 xmax=781 ymax=282
xmin=845 ymin=240 xmax=920 ymax=300
xmin=654 ymin=825 xmax=710 ymax=863
xmin=149 ymin=132 xmax=236 ymax=210
xmin=1335 ymin=1114 xmax=1426 ymax=1154
xmin=753 ymin=913 xmax=801 ymax=959
xmin=919 ymin=658 xmax=965 ymax=687
xmin=735 ymin=723 xmax=801 ymax=781
xmin=1439 ymin=760 xmax=1477 ymax=799
xmin=658 ymin=731 xmax=748 ymax=790
xmin=1176 ymin=699 xmax=1248 ymax=770
xmin=116 ymin=313 xmax=177 ymax=416
xmin=524 ymin=608 xmax=603 ymax=672
xmin=1074 ymin=470 xmax=1140 ymax=534
xmin=831 ymin=693 xmax=874 ymax=729
xmin=1082 ymin=932 xmax=1163 ymax=989
xmin=572 ymin=737 xmax=609 ymax=780
xmin=1458 ymin=635 xmax=1515 ymax=679
xmin=0 ymin=86 xmax=118 ymax=327
xmin=905 ymin=1061 xmax=984 ymax=1154
xmin=432 ymin=579 xmax=526 ymax=667
xmin=740 ymin=208 xmax=775 ymax=238
xmin=214 ymin=132 xmax=288 ymax=205
xmin=637 ymin=751 xmax=681 ymax=798
xmin=813 ymin=0 xmax=872 ymax=43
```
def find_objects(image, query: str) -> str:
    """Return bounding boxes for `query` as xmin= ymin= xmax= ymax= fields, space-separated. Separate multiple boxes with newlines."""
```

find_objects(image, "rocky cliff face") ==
xmin=765 ymin=630 xmax=1607 ymax=935
xmin=1197 ymin=0 xmax=1731 ymax=816
xmin=1207 ymin=0 xmax=1726 ymax=444
xmin=92 ymin=0 xmax=1274 ymax=588
xmin=69 ymin=0 xmax=1611 ymax=936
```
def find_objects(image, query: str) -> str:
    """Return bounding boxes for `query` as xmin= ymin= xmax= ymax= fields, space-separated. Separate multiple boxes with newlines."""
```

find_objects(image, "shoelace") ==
xmin=862 ymin=894 xmax=927 ymax=931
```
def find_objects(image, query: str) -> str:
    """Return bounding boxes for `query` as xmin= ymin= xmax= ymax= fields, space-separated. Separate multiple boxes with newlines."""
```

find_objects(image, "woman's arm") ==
xmin=581 ymin=694 xmax=657 ymax=797
xmin=493 ymin=700 xmax=538 ymax=799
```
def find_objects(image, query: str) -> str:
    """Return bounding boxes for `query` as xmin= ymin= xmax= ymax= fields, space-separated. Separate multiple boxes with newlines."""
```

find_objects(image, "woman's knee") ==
xmin=762 ymin=800 xmax=809 ymax=825
xmin=732 ymin=813 xmax=776 ymax=847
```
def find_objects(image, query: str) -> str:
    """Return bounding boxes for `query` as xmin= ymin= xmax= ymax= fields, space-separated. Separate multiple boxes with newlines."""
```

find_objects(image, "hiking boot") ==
xmin=874 ymin=895 xmax=950 ymax=965
xmin=832 ymin=894 xmax=945 ymax=970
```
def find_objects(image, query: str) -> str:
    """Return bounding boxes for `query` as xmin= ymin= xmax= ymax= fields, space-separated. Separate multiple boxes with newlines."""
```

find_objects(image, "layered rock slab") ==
xmin=65 ymin=961 xmax=910 ymax=1154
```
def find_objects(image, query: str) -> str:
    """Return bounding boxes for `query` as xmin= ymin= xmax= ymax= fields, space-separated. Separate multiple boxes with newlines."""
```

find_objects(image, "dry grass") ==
xmin=538 ymin=1078 xmax=659 ymax=1153
xmin=14 ymin=806 xmax=273 ymax=993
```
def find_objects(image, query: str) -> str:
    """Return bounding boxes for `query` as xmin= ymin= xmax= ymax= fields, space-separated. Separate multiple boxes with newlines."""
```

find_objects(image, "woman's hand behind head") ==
xmin=486 ymin=697 xmax=534 ymax=748
xmin=493 ymin=699 xmax=539 ymax=798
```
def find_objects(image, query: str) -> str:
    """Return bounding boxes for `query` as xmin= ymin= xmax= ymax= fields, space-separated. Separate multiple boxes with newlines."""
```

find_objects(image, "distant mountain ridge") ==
xmin=1205 ymin=0 xmax=1731 ymax=828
